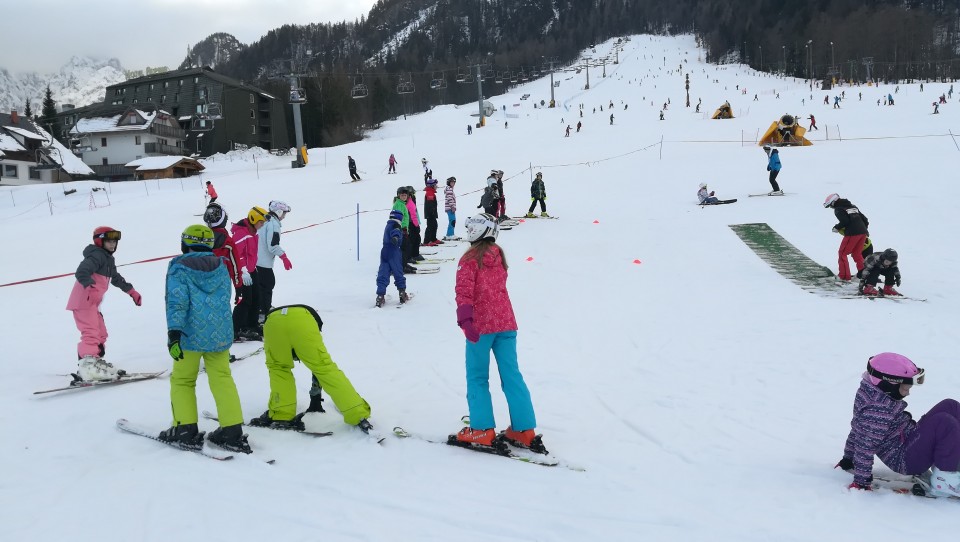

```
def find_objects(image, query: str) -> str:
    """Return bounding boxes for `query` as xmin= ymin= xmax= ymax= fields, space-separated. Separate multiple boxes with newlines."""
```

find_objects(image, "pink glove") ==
xmin=280 ymin=253 xmax=293 ymax=271
xmin=456 ymin=305 xmax=480 ymax=343
xmin=128 ymin=288 xmax=142 ymax=306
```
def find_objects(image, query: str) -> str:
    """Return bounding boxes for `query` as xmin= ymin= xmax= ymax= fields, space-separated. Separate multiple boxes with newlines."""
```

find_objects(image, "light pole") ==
xmin=759 ymin=45 xmax=762 ymax=72
xmin=807 ymin=40 xmax=813 ymax=80
xmin=830 ymin=41 xmax=835 ymax=74
xmin=782 ymin=45 xmax=786 ymax=75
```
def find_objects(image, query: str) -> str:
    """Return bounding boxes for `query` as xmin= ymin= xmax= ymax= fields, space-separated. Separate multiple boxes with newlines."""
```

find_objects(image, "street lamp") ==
xmin=782 ymin=45 xmax=786 ymax=75
xmin=830 ymin=41 xmax=835 ymax=73
xmin=759 ymin=45 xmax=763 ymax=72
xmin=807 ymin=40 xmax=814 ymax=80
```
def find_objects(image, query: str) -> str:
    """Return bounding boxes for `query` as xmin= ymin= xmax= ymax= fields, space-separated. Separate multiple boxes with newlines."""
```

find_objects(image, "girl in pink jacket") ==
xmin=453 ymin=213 xmax=545 ymax=453
xmin=66 ymin=226 xmax=141 ymax=380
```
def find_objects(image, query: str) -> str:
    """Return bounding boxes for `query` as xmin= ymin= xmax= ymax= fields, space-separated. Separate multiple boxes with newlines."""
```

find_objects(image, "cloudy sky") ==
xmin=1 ymin=0 xmax=378 ymax=74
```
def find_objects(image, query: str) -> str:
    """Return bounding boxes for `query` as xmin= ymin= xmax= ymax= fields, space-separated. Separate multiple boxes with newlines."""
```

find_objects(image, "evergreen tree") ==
xmin=23 ymin=98 xmax=32 ymax=118
xmin=40 ymin=85 xmax=63 ymax=143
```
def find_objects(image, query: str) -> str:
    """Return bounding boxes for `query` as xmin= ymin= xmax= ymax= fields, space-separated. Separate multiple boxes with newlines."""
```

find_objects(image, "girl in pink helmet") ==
xmin=837 ymin=352 xmax=960 ymax=497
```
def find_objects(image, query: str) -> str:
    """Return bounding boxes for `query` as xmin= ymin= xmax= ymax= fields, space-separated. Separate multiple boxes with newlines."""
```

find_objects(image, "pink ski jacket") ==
xmin=455 ymin=246 xmax=517 ymax=334
xmin=65 ymin=244 xmax=133 ymax=311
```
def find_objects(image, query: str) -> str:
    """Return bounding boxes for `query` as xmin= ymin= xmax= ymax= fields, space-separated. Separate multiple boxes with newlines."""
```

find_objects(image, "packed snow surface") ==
xmin=2 ymin=35 xmax=959 ymax=541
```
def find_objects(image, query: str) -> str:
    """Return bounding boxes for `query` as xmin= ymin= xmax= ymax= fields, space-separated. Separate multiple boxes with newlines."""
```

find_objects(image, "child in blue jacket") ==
xmin=375 ymin=210 xmax=408 ymax=307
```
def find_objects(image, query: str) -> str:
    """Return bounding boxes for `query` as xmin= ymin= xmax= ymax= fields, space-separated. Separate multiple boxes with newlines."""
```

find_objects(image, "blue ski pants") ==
xmin=376 ymin=249 xmax=406 ymax=296
xmin=464 ymin=331 xmax=536 ymax=431
xmin=446 ymin=211 xmax=456 ymax=238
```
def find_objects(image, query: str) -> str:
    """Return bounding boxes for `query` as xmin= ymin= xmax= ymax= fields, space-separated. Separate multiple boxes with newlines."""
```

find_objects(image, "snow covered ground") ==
xmin=3 ymin=34 xmax=960 ymax=541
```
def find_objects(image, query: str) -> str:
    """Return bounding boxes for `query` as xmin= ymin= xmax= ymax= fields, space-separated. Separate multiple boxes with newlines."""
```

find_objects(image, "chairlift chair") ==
xmin=484 ymin=69 xmax=495 ymax=80
xmin=460 ymin=72 xmax=474 ymax=84
xmin=191 ymin=116 xmax=215 ymax=132
xmin=350 ymin=73 xmax=368 ymax=99
xmin=288 ymin=88 xmax=307 ymax=104
xmin=456 ymin=67 xmax=468 ymax=83
xmin=510 ymin=72 xmax=519 ymax=84
xmin=397 ymin=80 xmax=415 ymax=95
xmin=531 ymin=68 xmax=540 ymax=77
xmin=430 ymin=71 xmax=447 ymax=90
xmin=205 ymin=102 xmax=223 ymax=119
xmin=495 ymin=71 xmax=503 ymax=84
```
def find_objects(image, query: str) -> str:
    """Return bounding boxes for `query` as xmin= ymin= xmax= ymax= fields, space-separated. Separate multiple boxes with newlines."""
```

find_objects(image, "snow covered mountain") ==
xmin=0 ymin=56 xmax=126 ymax=114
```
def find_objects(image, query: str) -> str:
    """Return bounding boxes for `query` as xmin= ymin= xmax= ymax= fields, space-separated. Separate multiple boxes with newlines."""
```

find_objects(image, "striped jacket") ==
xmin=843 ymin=377 xmax=917 ymax=486
xmin=444 ymin=185 xmax=456 ymax=212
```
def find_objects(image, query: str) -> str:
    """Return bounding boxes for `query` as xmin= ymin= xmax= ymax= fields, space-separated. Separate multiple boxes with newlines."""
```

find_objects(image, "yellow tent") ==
xmin=712 ymin=102 xmax=734 ymax=119
xmin=758 ymin=114 xmax=812 ymax=146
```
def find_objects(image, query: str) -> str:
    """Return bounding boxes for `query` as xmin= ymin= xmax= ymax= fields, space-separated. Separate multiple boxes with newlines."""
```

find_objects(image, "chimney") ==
xmin=11 ymin=109 xmax=18 ymax=124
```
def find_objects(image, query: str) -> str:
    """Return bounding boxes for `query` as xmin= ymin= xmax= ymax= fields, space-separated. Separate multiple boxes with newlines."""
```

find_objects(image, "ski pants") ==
xmin=424 ymin=217 xmax=439 ymax=244
xmin=255 ymin=266 xmax=276 ymax=319
xmin=376 ymin=250 xmax=406 ymax=296
xmin=263 ymin=307 xmax=370 ymax=425
xmin=446 ymin=211 xmax=456 ymax=238
xmin=768 ymin=170 xmax=781 ymax=192
xmin=837 ymin=234 xmax=867 ymax=281
xmin=232 ymin=269 xmax=260 ymax=335
xmin=905 ymin=399 xmax=960 ymax=474
xmin=464 ymin=331 xmax=536 ymax=431
xmin=388 ymin=163 xmax=396 ymax=173
xmin=409 ymin=224 xmax=422 ymax=259
xmin=72 ymin=307 xmax=107 ymax=358
xmin=170 ymin=349 xmax=243 ymax=427
xmin=863 ymin=267 xmax=897 ymax=288
xmin=350 ymin=168 xmax=361 ymax=181
xmin=528 ymin=198 xmax=547 ymax=214
xmin=497 ymin=197 xmax=506 ymax=217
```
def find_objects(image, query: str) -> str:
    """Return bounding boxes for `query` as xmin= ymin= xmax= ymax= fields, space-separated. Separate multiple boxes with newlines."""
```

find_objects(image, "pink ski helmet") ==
xmin=866 ymin=352 xmax=925 ymax=386
xmin=823 ymin=193 xmax=840 ymax=208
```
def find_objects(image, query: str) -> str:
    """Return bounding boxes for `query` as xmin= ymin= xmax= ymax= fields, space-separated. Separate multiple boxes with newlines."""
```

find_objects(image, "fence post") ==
xmin=356 ymin=203 xmax=360 ymax=262
xmin=659 ymin=135 xmax=664 ymax=159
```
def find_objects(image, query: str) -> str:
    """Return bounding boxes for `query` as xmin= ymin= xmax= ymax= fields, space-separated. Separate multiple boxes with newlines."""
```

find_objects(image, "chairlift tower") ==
xmin=543 ymin=57 xmax=559 ymax=107
xmin=862 ymin=57 xmax=874 ymax=83
xmin=271 ymin=44 xmax=311 ymax=168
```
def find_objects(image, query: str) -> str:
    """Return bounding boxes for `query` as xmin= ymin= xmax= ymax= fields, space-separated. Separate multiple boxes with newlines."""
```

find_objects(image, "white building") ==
xmin=0 ymin=110 xmax=94 ymax=186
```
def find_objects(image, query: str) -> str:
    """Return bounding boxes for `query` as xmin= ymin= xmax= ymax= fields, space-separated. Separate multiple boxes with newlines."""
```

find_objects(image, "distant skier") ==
xmin=388 ymin=153 xmax=397 ymax=174
xmin=205 ymin=180 xmax=218 ymax=203
xmin=824 ymin=193 xmax=869 ymax=281
xmin=933 ymin=102 xmax=940 ymax=114
xmin=576 ymin=121 xmax=582 ymax=133
xmin=859 ymin=249 xmax=901 ymax=296
xmin=763 ymin=144 xmax=783 ymax=195
xmin=836 ymin=352 xmax=960 ymax=498
xmin=375 ymin=210 xmax=408 ymax=308
xmin=66 ymin=227 xmax=142 ymax=380
xmin=348 ymin=155 xmax=361 ymax=181
xmin=609 ymin=113 xmax=614 ymax=124
xmin=467 ymin=125 xmax=472 ymax=135
xmin=443 ymin=176 xmax=459 ymax=241
xmin=808 ymin=114 xmax=818 ymax=130
xmin=565 ymin=125 xmax=571 ymax=137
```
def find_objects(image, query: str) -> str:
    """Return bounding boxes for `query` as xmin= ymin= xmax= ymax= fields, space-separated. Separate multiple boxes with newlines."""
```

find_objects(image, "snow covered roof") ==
xmin=72 ymin=109 xmax=165 ymax=134
xmin=30 ymin=123 xmax=95 ymax=176
xmin=125 ymin=156 xmax=204 ymax=171
xmin=0 ymin=132 xmax=25 ymax=152
xmin=5 ymin=126 xmax=46 ymax=141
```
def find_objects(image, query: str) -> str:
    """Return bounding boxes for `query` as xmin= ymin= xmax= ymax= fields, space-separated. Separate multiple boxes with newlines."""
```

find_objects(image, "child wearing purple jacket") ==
xmin=837 ymin=352 xmax=960 ymax=497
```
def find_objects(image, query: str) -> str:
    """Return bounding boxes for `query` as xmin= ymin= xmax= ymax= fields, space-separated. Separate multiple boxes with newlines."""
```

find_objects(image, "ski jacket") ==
xmin=206 ymin=184 xmax=218 ymax=198
xmin=424 ymin=186 xmax=439 ymax=219
xmin=392 ymin=198 xmax=410 ymax=230
xmin=480 ymin=186 xmax=499 ymax=210
xmin=768 ymin=151 xmax=781 ymax=172
xmin=697 ymin=187 xmax=712 ymax=204
xmin=531 ymin=179 xmax=546 ymax=199
xmin=861 ymin=253 xmax=901 ymax=281
xmin=843 ymin=377 xmax=918 ymax=487
xmin=833 ymin=200 xmax=869 ymax=236
xmin=381 ymin=221 xmax=403 ymax=260
xmin=455 ymin=245 xmax=518 ymax=335
xmin=406 ymin=197 xmax=420 ymax=228
xmin=389 ymin=155 xmax=397 ymax=165
xmin=444 ymin=185 xmax=457 ymax=212
xmin=497 ymin=179 xmax=505 ymax=200
xmin=230 ymin=220 xmax=259 ymax=272
xmin=211 ymin=226 xmax=242 ymax=289
xmin=165 ymin=252 xmax=233 ymax=352
xmin=66 ymin=244 xmax=134 ymax=311
xmin=256 ymin=214 xmax=285 ymax=269
xmin=348 ymin=158 xmax=357 ymax=172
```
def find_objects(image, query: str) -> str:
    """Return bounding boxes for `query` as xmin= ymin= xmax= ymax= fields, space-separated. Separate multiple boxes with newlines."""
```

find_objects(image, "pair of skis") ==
xmin=34 ymin=371 xmax=167 ymax=395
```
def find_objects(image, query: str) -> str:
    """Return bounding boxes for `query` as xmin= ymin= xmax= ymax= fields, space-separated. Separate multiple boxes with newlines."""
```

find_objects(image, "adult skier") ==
xmin=348 ymin=155 xmax=361 ymax=181
xmin=763 ymin=144 xmax=783 ymax=195
xmin=824 ymin=193 xmax=869 ymax=281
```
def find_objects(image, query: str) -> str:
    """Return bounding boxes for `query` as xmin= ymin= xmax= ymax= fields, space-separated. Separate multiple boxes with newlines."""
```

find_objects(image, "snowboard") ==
xmin=700 ymin=199 xmax=737 ymax=206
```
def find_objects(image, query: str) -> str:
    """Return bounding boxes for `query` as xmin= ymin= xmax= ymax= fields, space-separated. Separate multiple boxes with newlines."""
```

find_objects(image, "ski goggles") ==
xmin=867 ymin=363 xmax=925 ymax=385
xmin=95 ymin=230 xmax=121 ymax=241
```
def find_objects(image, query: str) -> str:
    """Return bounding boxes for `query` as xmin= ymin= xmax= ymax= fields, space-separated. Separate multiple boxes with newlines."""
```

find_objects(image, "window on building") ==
xmin=249 ymin=94 xmax=255 ymax=104
xmin=199 ymin=87 xmax=208 ymax=100
xmin=160 ymin=95 xmax=166 ymax=103
xmin=251 ymin=125 xmax=256 ymax=135
xmin=194 ymin=76 xmax=199 ymax=84
xmin=179 ymin=79 xmax=183 ymax=87
xmin=196 ymin=139 xmax=202 ymax=153
xmin=133 ymin=98 xmax=139 ymax=104
xmin=102 ymin=158 xmax=108 ymax=166
xmin=29 ymin=167 xmax=40 ymax=180
xmin=196 ymin=104 xmax=204 ymax=114
xmin=164 ymin=81 xmax=169 ymax=88
xmin=174 ymin=93 xmax=179 ymax=103
xmin=101 ymin=138 xmax=108 ymax=147
xmin=135 ymin=136 xmax=142 ymax=145
xmin=150 ymin=83 xmax=155 ymax=90
xmin=250 ymin=109 xmax=255 ymax=119
xmin=3 ymin=164 xmax=19 ymax=177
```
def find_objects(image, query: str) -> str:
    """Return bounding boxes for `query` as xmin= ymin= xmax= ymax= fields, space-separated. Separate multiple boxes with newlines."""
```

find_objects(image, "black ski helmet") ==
xmin=881 ymin=248 xmax=898 ymax=265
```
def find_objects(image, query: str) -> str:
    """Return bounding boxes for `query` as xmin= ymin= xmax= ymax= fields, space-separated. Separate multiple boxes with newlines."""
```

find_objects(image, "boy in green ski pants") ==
xmin=251 ymin=304 xmax=376 ymax=434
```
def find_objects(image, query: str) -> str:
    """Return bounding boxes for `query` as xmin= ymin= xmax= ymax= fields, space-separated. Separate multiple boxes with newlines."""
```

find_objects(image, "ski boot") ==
xmin=375 ymin=295 xmax=385 ymax=308
xmin=455 ymin=427 xmax=497 ymax=447
xmin=525 ymin=212 xmax=536 ymax=218
xmin=357 ymin=418 xmax=375 ymax=434
xmin=768 ymin=190 xmax=784 ymax=196
xmin=882 ymin=285 xmax=901 ymax=296
xmin=248 ymin=410 xmax=305 ymax=431
xmin=399 ymin=289 xmax=410 ymax=304
xmin=861 ymin=284 xmax=879 ymax=296
xmin=207 ymin=424 xmax=252 ymax=454
xmin=501 ymin=426 xmax=549 ymax=454
xmin=306 ymin=378 xmax=325 ymax=413
xmin=77 ymin=355 xmax=119 ymax=381
xmin=237 ymin=328 xmax=263 ymax=341
xmin=928 ymin=467 xmax=960 ymax=498
xmin=540 ymin=212 xmax=551 ymax=218
xmin=403 ymin=264 xmax=417 ymax=274
xmin=158 ymin=423 xmax=205 ymax=451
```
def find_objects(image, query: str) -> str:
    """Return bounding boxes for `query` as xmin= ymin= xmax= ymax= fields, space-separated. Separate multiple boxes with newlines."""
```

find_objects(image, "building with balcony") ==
xmin=0 ymin=110 xmax=93 ymax=186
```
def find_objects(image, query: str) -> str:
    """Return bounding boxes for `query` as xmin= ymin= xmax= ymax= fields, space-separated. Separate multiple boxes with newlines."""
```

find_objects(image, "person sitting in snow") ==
xmin=697 ymin=183 xmax=720 ymax=205
xmin=859 ymin=248 xmax=901 ymax=296
xmin=837 ymin=352 xmax=960 ymax=498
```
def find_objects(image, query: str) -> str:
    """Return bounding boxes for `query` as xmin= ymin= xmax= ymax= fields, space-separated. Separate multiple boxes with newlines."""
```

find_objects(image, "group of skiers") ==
xmin=823 ymin=193 xmax=901 ymax=297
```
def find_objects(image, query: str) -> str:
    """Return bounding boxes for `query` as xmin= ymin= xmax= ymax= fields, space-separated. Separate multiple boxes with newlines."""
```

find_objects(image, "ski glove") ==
xmin=280 ymin=253 xmax=293 ymax=271
xmin=167 ymin=330 xmax=184 ymax=361
xmin=241 ymin=268 xmax=253 ymax=286
xmin=128 ymin=289 xmax=142 ymax=306
xmin=456 ymin=305 xmax=480 ymax=343
xmin=894 ymin=273 xmax=901 ymax=286
xmin=835 ymin=457 xmax=854 ymax=472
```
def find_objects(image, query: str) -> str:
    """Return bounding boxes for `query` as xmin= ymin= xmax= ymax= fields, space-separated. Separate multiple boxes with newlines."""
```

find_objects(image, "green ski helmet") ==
xmin=181 ymin=224 xmax=215 ymax=252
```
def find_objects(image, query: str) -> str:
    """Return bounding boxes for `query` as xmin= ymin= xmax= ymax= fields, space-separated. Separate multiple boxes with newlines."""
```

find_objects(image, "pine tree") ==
xmin=40 ymin=85 xmax=63 ymax=143
xmin=23 ymin=98 xmax=33 ymax=118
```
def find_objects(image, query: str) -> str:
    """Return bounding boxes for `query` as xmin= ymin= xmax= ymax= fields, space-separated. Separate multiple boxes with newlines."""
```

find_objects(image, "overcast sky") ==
xmin=1 ymin=0 xmax=378 ymax=74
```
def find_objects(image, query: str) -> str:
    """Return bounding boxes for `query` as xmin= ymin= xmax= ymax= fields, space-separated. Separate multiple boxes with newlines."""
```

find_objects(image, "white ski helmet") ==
xmin=699 ymin=182 xmax=708 ymax=189
xmin=823 ymin=193 xmax=840 ymax=208
xmin=465 ymin=213 xmax=499 ymax=243
xmin=269 ymin=200 xmax=292 ymax=214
